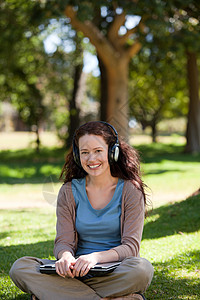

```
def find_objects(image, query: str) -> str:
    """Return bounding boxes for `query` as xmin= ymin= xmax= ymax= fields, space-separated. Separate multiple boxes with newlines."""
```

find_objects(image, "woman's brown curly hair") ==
xmin=60 ymin=121 xmax=147 ymax=206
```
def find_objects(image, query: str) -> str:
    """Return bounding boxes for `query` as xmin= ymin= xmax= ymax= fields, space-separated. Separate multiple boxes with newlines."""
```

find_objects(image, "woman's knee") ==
xmin=9 ymin=256 xmax=38 ymax=281
xmin=122 ymin=257 xmax=154 ymax=289
xmin=10 ymin=257 xmax=26 ymax=280
xmin=136 ymin=258 xmax=154 ymax=285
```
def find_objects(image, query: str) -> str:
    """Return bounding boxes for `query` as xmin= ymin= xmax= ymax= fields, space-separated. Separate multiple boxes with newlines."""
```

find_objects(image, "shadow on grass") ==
xmin=0 ymin=163 xmax=62 ymax=184
xmin=0 ymin=241 xmax=54 ymax=300
xmin=143 ymin=195 xmax=200 ymax=239
xmin=146 ymin=249 xmax=200 ymax=300
xmin=1 ymin=143 xmax=200 ymax=185
xmin=0 ymin=194 xmax=200 ymax=299
xmin=0 ymin=147 xmax=66 ymax=184
xmin=136 ymin=143 xmax=200 ymax=164
xmin=0 ymin=241 xmax=54 ymax=273
xmin=144 ymin=168 xmax=185 ymax=176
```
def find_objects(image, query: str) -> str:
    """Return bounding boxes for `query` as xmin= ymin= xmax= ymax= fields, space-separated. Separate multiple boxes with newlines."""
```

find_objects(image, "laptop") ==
xmin=40 ymin=261 xmax=121 ymax=276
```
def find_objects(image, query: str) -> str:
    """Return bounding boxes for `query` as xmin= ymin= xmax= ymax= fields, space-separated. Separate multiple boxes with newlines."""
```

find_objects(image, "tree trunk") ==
xmin=64 ymin=6 xmax=142 ymax=141
xmin=35 ymin=125 xmax=40 ymax=153
xmin=185 ymin=51 xmax=200 ymax=153
xmin=98 ymin=56 xmax=108 ymax=121
xmin=105 ymin=57 xmax=129 ymax=140
xmin=151 ymin=120 xmax=157 ymax=143
xmin=66 ymin=33 xmax=83 ymax=148
xmin=98 ymin=54 xmax=129 ymax=140
xmin=66 ymin=63 xmax=83 ymax=148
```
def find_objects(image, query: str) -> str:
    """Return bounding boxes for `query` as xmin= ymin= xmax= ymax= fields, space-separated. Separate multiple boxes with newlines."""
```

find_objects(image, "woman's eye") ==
xmin=81 ymin=152 xmax=88 ymax=155
xmin=96 ymin=149 xmax=102 ymax=153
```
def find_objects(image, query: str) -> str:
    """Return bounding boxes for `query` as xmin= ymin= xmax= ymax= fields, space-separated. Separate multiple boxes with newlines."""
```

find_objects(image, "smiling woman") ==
xmin=9 ymin=121 xmax=154 ymax=300
xmin=79 ymin=134 xmax=110 ymax=178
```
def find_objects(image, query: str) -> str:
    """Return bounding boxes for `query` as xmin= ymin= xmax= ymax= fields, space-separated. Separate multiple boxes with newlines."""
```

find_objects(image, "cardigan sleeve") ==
xmin=112 ymin=181 xmax=145 ymax=260
xmin=54 ymin=182 xmax=77 ymax=259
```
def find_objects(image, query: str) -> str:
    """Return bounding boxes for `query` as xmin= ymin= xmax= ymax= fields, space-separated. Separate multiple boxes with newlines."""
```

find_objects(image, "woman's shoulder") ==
xmin=57 ymin=182 xmax=75 ymax=206
xmin=123 ymin=179 xmax=139 ymax=190
xmin=122 ymin=180 xmax=144 ymax=212
xmin=59 ymin=181 xmax=72 ymax=193
xmin=122 ymin=180 xmax=144 ymax=199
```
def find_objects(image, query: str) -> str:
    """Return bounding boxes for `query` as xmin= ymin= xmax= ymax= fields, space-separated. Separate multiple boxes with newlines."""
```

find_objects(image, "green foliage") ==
xmin=1 ymin=0 xmax=200 ymax=147
xmin=85 ymin=73 xmax=100 ymax=102
xmin=0 ymin=2 xmax=82 ymax=142
xmin=0 ymin=0 xmax=50 ymax=130
xmin=129 ymin=38 xmax=188 ymax=140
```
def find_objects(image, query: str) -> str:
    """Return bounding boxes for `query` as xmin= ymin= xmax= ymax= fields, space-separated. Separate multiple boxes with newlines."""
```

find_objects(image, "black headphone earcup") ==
xmin=73 ymin=141 xmax=82 ymax=168
xmin=108 ymin=144 xmax=119 ymax=164
xmin=113 ymin=144 xmax=119 ymax=162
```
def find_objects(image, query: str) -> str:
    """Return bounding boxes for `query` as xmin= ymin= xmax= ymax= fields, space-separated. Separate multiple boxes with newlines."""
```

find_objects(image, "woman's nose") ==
xmin=88 ymin=152 xmax=96 ymax=162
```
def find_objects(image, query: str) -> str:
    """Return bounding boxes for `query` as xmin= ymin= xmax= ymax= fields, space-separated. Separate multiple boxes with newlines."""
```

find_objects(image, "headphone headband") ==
xmin=72 ymin=121 xmax=120 ymax=168
xmin=98 ymin=121 xmax=119 ymax=144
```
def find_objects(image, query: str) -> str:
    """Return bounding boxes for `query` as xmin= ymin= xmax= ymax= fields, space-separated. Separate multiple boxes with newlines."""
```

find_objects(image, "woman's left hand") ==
xmin=71 ymin=253 xmax=98 ymax=277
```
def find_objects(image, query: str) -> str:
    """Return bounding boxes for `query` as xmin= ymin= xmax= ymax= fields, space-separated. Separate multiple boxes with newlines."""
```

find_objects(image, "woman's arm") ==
xmin=54 ymin=183 xmax=77 ymax=259
xmin=112 ymin=181 xmax=145 ymax=260
xmin=54 ymin=183 xmax=77 ymax=277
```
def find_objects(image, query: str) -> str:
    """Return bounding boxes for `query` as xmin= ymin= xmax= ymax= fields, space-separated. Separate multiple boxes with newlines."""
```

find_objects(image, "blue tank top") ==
xmin=71 ymin=178 xmax=124 ymax=256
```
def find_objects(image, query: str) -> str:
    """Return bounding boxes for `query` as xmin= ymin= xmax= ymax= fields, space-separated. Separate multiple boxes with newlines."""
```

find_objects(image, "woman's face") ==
xmin=78 ymin=134 xmax=110 ymax=178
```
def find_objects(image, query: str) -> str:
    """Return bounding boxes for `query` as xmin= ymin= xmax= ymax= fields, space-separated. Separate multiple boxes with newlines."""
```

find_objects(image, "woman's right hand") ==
xmin=55 ymin=252 xmax=76 ymax=278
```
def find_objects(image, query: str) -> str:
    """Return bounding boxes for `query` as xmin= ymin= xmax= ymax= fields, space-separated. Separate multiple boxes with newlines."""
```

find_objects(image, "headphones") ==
xmin=72 ymin=121 xmax=120 ymax=168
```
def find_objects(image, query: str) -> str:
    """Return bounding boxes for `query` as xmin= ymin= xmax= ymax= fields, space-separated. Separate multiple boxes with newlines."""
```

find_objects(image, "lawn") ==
xmin=1 ymin=196 xmax=199 ymax=299
xmin=0 ymin=134 xmax=200 ymax=299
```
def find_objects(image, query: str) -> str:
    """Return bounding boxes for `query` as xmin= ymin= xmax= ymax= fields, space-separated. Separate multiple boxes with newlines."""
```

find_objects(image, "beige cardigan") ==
xmin=54 ymin=180 xmax=144 ymax=261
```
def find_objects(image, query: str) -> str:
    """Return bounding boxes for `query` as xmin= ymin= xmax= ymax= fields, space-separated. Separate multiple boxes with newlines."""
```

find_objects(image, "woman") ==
xmin=10 ymin=121 xmax=154 ymax=300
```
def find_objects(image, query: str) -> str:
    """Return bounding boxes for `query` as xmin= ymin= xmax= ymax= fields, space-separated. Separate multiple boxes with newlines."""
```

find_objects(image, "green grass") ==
xmin=0 ymin=147 xmax=66 ymax=184
xmin=0 ymin=137 xmax=200 ymax=299
xmin=1 ymin=141 xmax=199 ymax=208
xmin=137 ymin=143 xmax=200 ymax=207
xmin=141 ymin=195 xmax=200 ymax=300
xmin=0 ymin=196 xmax=199 ymax=299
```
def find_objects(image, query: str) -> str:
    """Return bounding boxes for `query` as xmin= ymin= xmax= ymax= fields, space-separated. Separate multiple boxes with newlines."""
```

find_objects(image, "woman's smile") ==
xmin=88 ymin=164 xmax=101 ymax=169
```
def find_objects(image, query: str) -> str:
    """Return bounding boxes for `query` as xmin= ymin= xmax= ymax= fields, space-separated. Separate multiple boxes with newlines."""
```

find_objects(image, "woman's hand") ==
xmin=55 ymin=252 xmax=76 ymax=278
xmin=72 ymin=253 xmax=98 ymax=277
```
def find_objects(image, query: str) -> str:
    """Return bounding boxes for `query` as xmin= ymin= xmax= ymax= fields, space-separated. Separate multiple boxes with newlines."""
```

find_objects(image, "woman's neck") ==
xmin=86 ymin=174 xmax=118 ymax=189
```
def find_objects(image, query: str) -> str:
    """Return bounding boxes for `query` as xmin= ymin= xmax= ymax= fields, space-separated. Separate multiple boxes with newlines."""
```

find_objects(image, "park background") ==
xmin=0 ymin=1 xmax=200 ymax=299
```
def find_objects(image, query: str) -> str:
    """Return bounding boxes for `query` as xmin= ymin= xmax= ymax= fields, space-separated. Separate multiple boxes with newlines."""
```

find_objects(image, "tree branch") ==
xmin=119 ymin=19 xmax=146 ymax=46
xmin=107 ymin=12 xmax=126 ymax=48
xmin=65 ymin=6 xmax=116 ymax=67
xmin=127 ymin=40 xmax=142 ymax=58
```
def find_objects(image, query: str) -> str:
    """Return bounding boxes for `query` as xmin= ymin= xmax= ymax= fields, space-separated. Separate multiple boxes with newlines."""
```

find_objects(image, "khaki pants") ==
xmin=9 ymin=256 xmax=154 ymax=300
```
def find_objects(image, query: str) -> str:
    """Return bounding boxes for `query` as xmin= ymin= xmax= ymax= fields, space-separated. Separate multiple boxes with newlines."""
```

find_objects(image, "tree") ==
xmin=129 ymin=0 xmax=200 ymax=151
xmin=0 ymin=0 xmax=49 ymax=150
xmin=129 ymin=41 xmax=188 ymax=142
xmin=185 ymin=51 xmax=200 ymax=153
xmin=163 ymin=2 xmax=200 ymax=153
xmin=66 ymin=33 xmax=83 ymax=148
xmin=0 ymin=2 xmax=78 ymax=149
xmin=62 ymin=2 xmax=145 ymax=138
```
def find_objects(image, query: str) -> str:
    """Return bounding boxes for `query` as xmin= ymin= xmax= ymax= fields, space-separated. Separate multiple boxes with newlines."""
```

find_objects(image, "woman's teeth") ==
xmin=88 ymin=164 xmax=100 ymax=169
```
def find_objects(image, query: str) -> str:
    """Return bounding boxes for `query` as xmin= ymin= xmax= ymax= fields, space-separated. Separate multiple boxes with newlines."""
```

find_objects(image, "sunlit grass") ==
xmin=0 ymin=133 xmax=200 ymax=299
xmin=0 ymin=195 xmax=199 ymax=299
xmin=0 ymin=137 xmax=199 ymax=209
